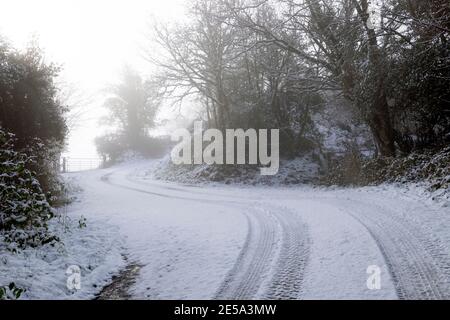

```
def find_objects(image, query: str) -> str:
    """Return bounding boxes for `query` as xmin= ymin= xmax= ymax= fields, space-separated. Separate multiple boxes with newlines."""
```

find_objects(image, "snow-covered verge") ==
xmin=151 ymin=154 xmax=321 ymax=186
xmin=149 ymin=153 xmax=449 ymax=208
xmin=363 ymin=147 xmax=449 ymax=189
xmin=324 ymin=146 xmax=450 ymax=203
xmin=0 ymin=176 xmax=125 ymax=299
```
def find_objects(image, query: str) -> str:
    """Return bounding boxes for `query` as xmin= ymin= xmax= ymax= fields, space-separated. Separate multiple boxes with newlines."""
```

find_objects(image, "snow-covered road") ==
xmin=66 ymin=161 xmax=450 ymax=299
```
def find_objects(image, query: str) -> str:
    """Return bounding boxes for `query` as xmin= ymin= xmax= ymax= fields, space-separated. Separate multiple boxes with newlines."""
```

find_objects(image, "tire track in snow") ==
xmin=263 ymin=207 xmax=310 ymax=299
xmin=101 ymin=172 xmax=241 ymax=205
xmin=124 ymin=172 xmax=257 ymax=200
xmin=215 ymin=205 xmax=310 ymax=300
xmin=331 ymin=198 xmax=450 ymax=300
xmin=214 ymin=207 xmax=278 ymax=299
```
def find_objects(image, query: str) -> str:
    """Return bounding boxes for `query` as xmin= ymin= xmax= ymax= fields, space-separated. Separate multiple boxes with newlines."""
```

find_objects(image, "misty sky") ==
xmin=0 ymin=0 xmax=186 ymax=158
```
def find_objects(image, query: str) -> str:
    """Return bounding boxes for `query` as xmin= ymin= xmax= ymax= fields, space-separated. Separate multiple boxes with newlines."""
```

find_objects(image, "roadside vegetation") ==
xmin=0 ymin=38 xmax=70 ymax=299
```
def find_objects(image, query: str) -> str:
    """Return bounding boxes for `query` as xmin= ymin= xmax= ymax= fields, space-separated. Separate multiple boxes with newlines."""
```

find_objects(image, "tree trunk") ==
xmin=368 ymin=92 xmax=396 ymax=157
xmin=353 ymin=0 xmax=396 ymax=157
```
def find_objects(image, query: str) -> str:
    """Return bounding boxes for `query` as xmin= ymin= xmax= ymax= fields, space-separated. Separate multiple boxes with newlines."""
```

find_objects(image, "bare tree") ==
xmin=147 ymin=0 xmax=243 ymax=130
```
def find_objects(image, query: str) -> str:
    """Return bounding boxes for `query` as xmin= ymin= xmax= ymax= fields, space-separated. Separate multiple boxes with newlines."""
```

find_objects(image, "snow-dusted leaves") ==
xmin=0 ymin=129 xmax=58 ymax=250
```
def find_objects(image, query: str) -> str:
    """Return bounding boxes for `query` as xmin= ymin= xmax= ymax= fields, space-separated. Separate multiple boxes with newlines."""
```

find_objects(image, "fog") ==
xmin=0 ymin=0 xmax=186 ymax=158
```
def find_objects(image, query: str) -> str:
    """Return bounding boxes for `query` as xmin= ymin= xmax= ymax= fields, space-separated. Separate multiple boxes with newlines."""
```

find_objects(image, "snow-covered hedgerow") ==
xmin=362 ymin=147 xmax=450 ymax=189
xmin=0 ymin=129 xmax=57 ymax=250
xmin=324 ymin=146 xmax=450 ymax=200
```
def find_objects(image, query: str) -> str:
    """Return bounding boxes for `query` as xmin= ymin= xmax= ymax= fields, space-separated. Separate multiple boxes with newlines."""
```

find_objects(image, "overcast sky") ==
xmin=0 ymin=0 xmax=186 ymax=158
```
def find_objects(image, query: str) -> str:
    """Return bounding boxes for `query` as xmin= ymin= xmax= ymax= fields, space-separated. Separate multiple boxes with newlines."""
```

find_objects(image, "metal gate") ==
xmin=60 ymin=157 xmax=104 ymax=173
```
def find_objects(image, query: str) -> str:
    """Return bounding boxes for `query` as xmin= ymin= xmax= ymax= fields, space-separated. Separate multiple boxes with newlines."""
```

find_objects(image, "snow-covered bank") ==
xmin=151 ymin=155 xmax=322 ymax=185
xmin=0 ymin=185 xmax=125 ymax=299
xmin=150 ymin=148 xmax=450 ymax=212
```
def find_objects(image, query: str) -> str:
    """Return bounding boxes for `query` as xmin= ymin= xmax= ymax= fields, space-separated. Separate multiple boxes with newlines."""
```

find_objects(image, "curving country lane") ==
xmin=76 ymin=161 xmax=450 ymax=300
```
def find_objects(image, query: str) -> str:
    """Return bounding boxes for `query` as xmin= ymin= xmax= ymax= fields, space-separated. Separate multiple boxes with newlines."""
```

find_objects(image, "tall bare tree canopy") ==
xmin=150 ymin=0 xmax=450 ymax=157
